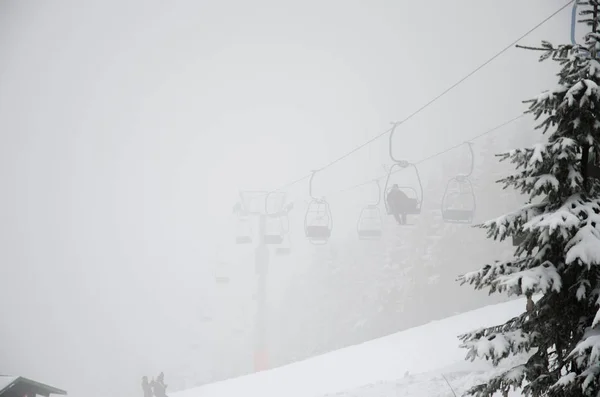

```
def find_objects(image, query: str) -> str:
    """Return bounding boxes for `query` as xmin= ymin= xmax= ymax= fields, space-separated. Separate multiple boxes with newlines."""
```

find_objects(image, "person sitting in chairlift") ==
xmin=386 ymin=184 xmax=409 ymax=225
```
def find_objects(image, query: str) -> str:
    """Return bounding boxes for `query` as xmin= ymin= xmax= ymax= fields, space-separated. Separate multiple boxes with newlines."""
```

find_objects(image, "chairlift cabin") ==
xmin=304 ymin=170 xmax=333 ymax=244
xmin=441 ymin=176 xmax=476 ymax=224
xmin=305 ymin=199 xmax=333 ymax=244
xmin=275 ymin=237 xmax=292 ymax=255
xmin=214 ymin=256 xmax=231 ymax=284
xmin=263 ymin=191 xmax=290 ymax=245
xmin=441 ymin=142 xmax=476 ymax=224
xmin=235 ymin=216 xmax=253 ymax=244
xmin=384 ymin=184 xmax=421 ymax=214
xmin=274 ymin=212 xmax=292 ymax=255
xmin=383 ymin=163 xmax=424 ymax=219
xmin=357 ymin=180 xmax=383 ymax=239
xmin=357 ymin=205 xmax=383 ymax=239
xmin=233 ymin=195 xmax=255 ymax=244
xmin=234 ymin=190 xmax=286 ymax=245
xmin=384 ymin=124 xmax=424 ymax=222
xmin=264 ymin=216 xmax=285 ymax=245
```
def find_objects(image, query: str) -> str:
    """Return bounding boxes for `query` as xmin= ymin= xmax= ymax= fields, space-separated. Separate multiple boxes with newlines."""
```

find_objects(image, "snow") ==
xmin=535 ymin=85 xmax=568 ymax=104
xmin=524 ymin=207 xmax=579 ymax=235
xmin=321 ymin=368 xmax=517 ymax=397
xmin=564 ymin=79 xmax=600 ymax=108
xmin=570 ymin=329 xmax=600 ymax=364
xmin=533 ymin=174 xmax=559 ymax=191
xmin=484 ymin=203 xmax=544 ymax=236
xmin=552 ymin=372 xmax=576 ymax=389
xmin=566 ymin=223 xmax=600 ymax=266
xmin=576 ymin=281 xmax=589 ymax=301
xmin=498 ymin=262 xmax=562 ymax=295
xmin=593 ymin=300 xmax=600 ymax=328
xmin=590 ymin=60 xmax=600 ymax=79
xmin=529 ymin=143 xmax=545 ymax=165
xmin=172 ymin=299 xmax=527 ymax=397
xmin=468 ymin=330 xmax=530 ymax=364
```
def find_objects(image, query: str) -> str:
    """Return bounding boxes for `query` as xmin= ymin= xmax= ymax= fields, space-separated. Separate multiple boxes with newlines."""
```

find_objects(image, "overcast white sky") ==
xmin=0 ymin=1 xmax=572 ymax=397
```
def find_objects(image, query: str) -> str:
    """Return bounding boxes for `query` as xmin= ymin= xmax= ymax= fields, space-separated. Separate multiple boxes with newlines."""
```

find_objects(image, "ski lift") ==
xmin=233 ymin=197 xmax=254 ymax=244
xmin=442 ymin=177 xmax=475 ymax=223
xmin=264 ymin=217 xmax=285 ymax=245
xmin=263 ymin=191 xmax=288 ymax=245
xmin=571 ymin=1 xmax=580 ymax=46
xmin=357 ymin=180 xmax=383 ymax=239
xmin=275 ymin=215 xmax=292 ymax=255
xmin=235 ymin=215 xmax=253 ymax=244
xmin=383 ymin=123 xmax=424 ymax=222
xmin=214 ymin=249 xmax=231 ymax=284
xmin=215 ymin=263 xmax=230 ymax=283
xmin=441 ymin=142 xmax=476 ymax=224
xmin=304 ymin=170 xmax=333 ymax=244
xmin=275 ymin=237 xmax=292 ymax=255
xmin=234 ymin=190 xmax=284 ymax=245
xmin=568 ymin=1 xmax=594 ymax=59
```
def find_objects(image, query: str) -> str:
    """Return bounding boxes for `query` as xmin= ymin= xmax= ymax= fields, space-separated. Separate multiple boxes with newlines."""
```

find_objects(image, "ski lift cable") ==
xmin=252 ymin=1 xmax=572 ymax=199
xmin=409 ymin=115 xmax=525 ymax=168
xmin=258 ymin=123 xmax=398 ymax=198
xmin=325 ymin=0 xmax=573 ymax=175
xmin=333 ymin=113 xmax=526 ymax=196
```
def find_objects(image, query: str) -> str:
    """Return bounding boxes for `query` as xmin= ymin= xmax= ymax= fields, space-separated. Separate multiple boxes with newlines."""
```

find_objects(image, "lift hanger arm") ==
xmin=308 ymin=169 xmax=323 ymax=200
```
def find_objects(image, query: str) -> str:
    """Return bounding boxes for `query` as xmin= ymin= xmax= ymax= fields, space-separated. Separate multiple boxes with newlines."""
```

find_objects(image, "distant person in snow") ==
xmin=386 ymin=184 xmax=409 ymax=225
xmin=141 ymin=376 xmax=153 ymax=397
xmin=153 ymin=372 xmax=168 ymax=397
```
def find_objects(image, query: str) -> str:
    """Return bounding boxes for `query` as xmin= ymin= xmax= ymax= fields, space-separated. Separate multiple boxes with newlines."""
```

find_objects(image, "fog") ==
xmin=0 ymin=1 xmax=571 ymax=397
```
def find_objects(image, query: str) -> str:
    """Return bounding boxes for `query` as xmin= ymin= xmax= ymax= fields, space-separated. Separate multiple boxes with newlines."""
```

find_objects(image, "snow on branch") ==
xmin=461 ymin=329 xmax=535 ymax=366
xmin=554 ymin=328 xmax=600 ymax=393
xmin=593 ymin=295 xmax=600 ymax=328
xmin=550 ymin=371 xmax=576 ymax=391
xmin=480 ymin=203 xmax=545 ymax=242
xmin=523 ymin=206 xmax=579 ymax=239
xmin=565 ymin=212 xmax=600 ymax=268
xmin=458 ymin=258 xmax=529 ymax=295
xmin=533 ymin=174 xmax=559 ymax=192
xmin=535 ymin=85 xmax=569 ymax=105
xmin=518 ymin=195 xmax=599 ymax=249
xmin=464 ymin=365 xmax=526 ymax=397
xmin=551 ymin=362 xmax=600 ymax=395
xmin=569 ymin=328 xmax=600 ymax=366
xmin=581 ymin=364 xmax=600 ymax=393
xmin=563 ymin=79 xmax=600 ymax=109
xmin=497 ymin=261 xmax=562 ymax=297
xmin=495 ymin=138 xmax=582 ymax=198
xmin=590 ymin=59 xmax=600 ymax=79
xmin=567 ymin=164 xmax=583 ymax=189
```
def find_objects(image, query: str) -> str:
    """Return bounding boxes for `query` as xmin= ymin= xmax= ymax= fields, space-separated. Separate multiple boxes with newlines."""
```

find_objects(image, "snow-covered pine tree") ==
xmin=457 ymin=2 xmax=600 ymax=396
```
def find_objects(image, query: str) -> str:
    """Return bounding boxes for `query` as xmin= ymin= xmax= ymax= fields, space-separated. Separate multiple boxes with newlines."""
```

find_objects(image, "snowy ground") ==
xmin=323 ymin=369 xmax=496 ymax=397
xmin=173 ymin=298 xmax=527 ymax=397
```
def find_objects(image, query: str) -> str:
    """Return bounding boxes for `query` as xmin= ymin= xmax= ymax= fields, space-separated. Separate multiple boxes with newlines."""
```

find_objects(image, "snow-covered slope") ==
xmin=173 ymin=298 xmax=526 ymax=397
